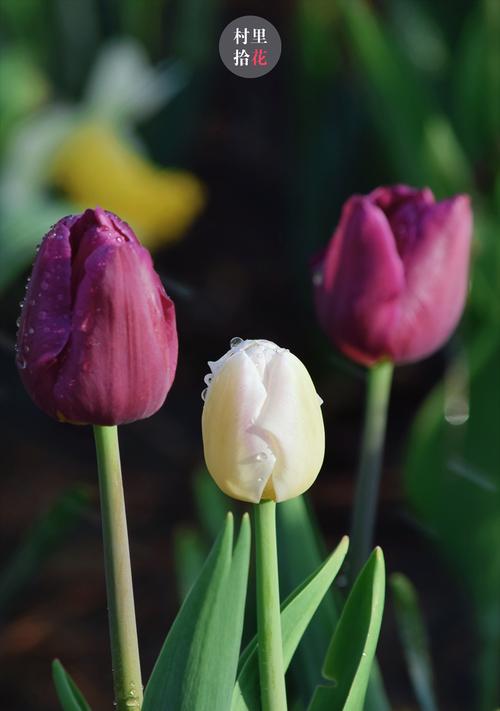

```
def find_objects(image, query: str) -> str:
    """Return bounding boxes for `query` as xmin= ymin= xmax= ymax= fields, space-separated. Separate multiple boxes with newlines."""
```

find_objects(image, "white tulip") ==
xmin=201 ymin=338 xmax=325 ymax=503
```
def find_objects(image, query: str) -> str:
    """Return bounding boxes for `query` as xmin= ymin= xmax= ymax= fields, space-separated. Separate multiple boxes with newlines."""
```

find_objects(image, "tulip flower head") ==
xmin=313 ymin=185 xmax=473 ymax=366
xmin=16 ymin=208 xmax=178 ymax=425
xmin=201 ymin=338 xmax=325 ymax=503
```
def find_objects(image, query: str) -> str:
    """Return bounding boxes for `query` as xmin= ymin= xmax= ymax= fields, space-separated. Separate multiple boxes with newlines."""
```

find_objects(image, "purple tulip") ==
xmin=313 ymin=185 xmax=473 ymax=366
xmin=16 ymin=208 xmax=178 ymax=424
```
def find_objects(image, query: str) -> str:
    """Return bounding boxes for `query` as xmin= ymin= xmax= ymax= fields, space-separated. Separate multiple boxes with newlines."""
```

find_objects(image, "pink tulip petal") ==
xmin=388 ymin=195 xmax=473 ymax=362
xmin=315 ymin=197 xmax=405 ymax=365
xmin=53 ymin=240 xmax=177 ymax=424
xmin=17 ymin=217 xmax=75 ymax=417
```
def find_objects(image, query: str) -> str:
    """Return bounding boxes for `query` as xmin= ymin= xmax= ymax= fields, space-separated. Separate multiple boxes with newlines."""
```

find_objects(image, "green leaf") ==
xmin=276 ymin=496 xmax=390 ymax=711
xmin=404 ymin=332 xmax=500 ymax=710
xmin=193 ymin=467 xmax=231 ymax=542
xmin=276 ymin=496 xmax=340 ymax=698
xmin=231 ymin=536 xmax=349 ymax=711
xmin=0 ymin=486 xmax=90 ymax=610
xmin=143 ymin=513 xmax=250 ymax=711
xmin=338 ymin=0 xmax=470 ymax=195
xmin=390 ymin=573 xmax=438 ymax=711
xmin=52 ymin=660 xmax=91 ymax=711
xmin=173 ymin=526 xmax=207 ymax=600
xmin=454 ymin=0 xmax=500 ymax=161
xmin=308 ymin=548 xmax=386 ymax=711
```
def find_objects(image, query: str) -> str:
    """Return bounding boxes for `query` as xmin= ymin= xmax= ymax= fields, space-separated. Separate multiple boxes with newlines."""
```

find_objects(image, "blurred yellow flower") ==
xmin=51 ymin=122 xmax=205 ymax=250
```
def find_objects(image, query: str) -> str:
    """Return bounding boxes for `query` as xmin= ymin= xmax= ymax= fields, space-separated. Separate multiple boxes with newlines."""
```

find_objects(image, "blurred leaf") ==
xmin=0 ymin=47 xmax=49 ymax=150
xmin=142 ymin=513 xmax=250 ymax=711
xmin=0 ymin=106 xmax=75 ymax=197
xmin=423 ymin=115 xmax=471 ymax=194
xmin=466 ymin=207 xmax=500 ymax=329
xmin=308 ymin=549 xmax=386 ymax=711
xmin=295 ymin=0 xmax=340 ymax=81
xmin=388 ymin=0 xmax=448 ymax=75
xmin=171 ymin=0 xmax=220 ymax=68
xmin=277 ymin=496 xmax=390 ymax=711
xmin=193 ymin=467 xmax=231 ymax=542
xmin=390 ymin=573 xmax=439 ymax=711
xmin=0 ymin=486 xmax=90 ymax=611
xmin=84 ymin=39 xmax=186 ymax=124
xmin=454 ymin=0 xmax=500 ymax=162
xmin=404 ymin=331 xmax=500 ymax=710
xmin=52 ymin=659 xmax=92 ymax=711
xmin=277 ymin=496 xmax=339 ymax=699
xmin=231 ymin=536 xmax=349 ymax=711
xmin=0 ymin=199 xmax=74 ymax=294
xmin=339 ymin=0 xmax=471 ymax=195
xmin=173 ymin=526 xmax=207 ymax=600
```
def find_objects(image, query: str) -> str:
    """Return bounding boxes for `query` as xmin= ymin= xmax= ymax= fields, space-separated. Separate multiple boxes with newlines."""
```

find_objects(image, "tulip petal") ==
xmin=252 ymin=351 xmax=325 ymax=502
xmin=202 ymin=350 xmax=276 ymax=503
xmin=52 ymin=240 xmax=177 ymax=424
xmin=316 ymin=197 xmax=405 ymax=365
xmin=17 ymin=218 xmax=75 ymax=417
xmin=388 ymin=195 xmax=473 ymax=363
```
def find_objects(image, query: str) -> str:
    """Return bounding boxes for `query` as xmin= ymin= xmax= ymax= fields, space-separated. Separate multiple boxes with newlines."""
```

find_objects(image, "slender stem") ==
xmin=93 ymin=425 xmax=143 ymax=710
xmin=350 ymin=360 xmax=394 ymax=581
xmin=255 ymin=500 xmax=288 ymax=711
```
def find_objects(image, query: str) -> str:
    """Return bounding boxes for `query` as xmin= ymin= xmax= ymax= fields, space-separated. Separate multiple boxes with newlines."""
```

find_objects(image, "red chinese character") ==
xmin=252 ymin=49 xmax=268 ymax=66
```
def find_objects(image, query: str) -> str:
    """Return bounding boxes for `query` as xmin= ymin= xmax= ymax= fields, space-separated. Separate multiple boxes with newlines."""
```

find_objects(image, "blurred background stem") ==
xmin=93 ymin=425 xmax=143 ymax=711
xmin=350 ymin=361 xmax=394 ymax=580
xmin=255 ymin=499 xmax=288 ymax=711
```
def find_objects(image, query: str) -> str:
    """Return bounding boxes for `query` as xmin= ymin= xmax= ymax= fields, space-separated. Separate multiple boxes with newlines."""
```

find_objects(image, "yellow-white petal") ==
xmin=254 ymin=351 xmax=325 ymax=501
xmin=202 ymin=349 xmax=276 ymax=502
xmin=201 ymin=339 xmax=325 ymax=503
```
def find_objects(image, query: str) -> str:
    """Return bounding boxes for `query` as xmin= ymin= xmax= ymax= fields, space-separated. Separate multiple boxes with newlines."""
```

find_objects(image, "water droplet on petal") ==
xmin=230 ymin=337 xmax=243 ymax=348
xmin=255 ymin=452 xmax=268 ymax=462
xmin=201 ymin=388 xmax=208 ymax=401
xmin=204 ymin=373 xmax=213 ymax=386
xmin=16 ymin=317 xmax=21 ymax=328
xmin=16 ymin=355 xmax=27 ymax=369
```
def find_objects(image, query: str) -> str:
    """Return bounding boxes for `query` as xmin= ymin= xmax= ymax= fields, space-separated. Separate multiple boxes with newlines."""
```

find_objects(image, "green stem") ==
xmin=255 ymin=500 xmax=288 ymax=711
xmin=93 ymin=425 xmax=143 ymax=710
xmin=350 ymin=361 xmax=394 ymax=580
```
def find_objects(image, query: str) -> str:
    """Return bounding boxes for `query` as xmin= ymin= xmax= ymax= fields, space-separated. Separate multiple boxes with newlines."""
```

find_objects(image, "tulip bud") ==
xmin=16 ymin=208 xmax=178 ymax=425
xmin=313 ymin=185 xmax=473 ymax=366
xmin=201 ymin=338 xmax=325 ymax=503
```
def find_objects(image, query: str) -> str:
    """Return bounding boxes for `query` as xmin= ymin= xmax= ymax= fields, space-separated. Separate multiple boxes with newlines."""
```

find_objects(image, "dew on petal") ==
xmin=230 ymin=336 xmax=243 ymax=348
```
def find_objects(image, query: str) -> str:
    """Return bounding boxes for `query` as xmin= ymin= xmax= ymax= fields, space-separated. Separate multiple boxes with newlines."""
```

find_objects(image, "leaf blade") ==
xmin=52 ymin=660 xmax=92 ymax=711
xmin=308 ymin=547 xmax=386 ymax=711
xmin=231 ymin=536 xmax=349 ymax=711
xmin=143 ymin=512 xmax=250 ymax=711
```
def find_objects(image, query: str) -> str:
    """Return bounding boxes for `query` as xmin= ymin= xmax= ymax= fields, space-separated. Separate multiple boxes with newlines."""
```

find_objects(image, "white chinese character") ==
xmin=234 ymin=27 xmax=249 ymax=45
xmin=234 ymin=49 xmax=250 ymax=66
xmin=252 ymin=28 xmax=267 ymax=43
